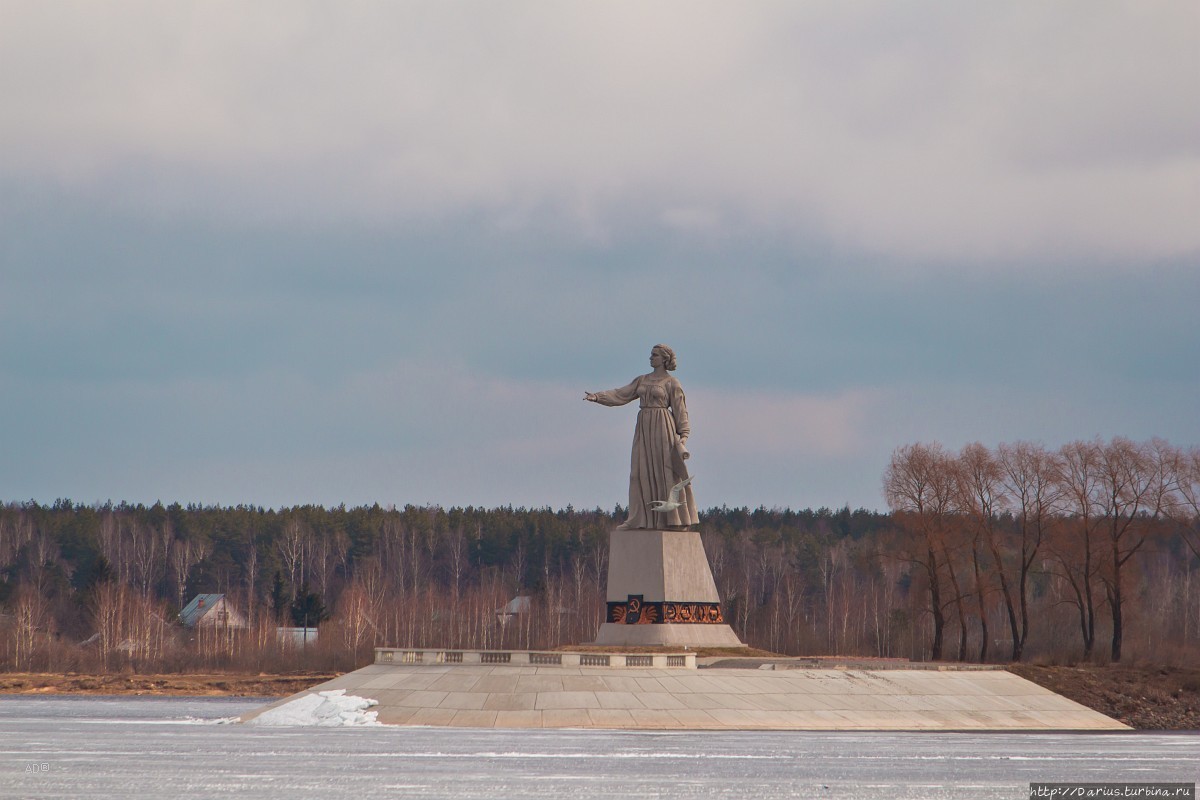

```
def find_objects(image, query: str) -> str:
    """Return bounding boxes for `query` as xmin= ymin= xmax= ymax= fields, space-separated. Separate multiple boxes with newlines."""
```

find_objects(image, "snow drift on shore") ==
xmin=246 ymin=689 xmax=381 ymax=727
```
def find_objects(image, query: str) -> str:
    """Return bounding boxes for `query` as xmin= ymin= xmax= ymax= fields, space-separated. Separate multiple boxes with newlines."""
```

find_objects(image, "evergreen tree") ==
xmin=290 ymin=583 xmax=328 ymax=629
xmin=270 ymin=571 xmax=287 ymax=622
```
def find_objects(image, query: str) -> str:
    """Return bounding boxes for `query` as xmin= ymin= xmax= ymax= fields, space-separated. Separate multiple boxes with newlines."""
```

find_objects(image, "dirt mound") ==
xmin=1009 ymin=664 xmax=1200 ymax=730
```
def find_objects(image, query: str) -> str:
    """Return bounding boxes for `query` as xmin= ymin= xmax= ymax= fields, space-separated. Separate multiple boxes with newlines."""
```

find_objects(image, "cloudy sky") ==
xmin=2 ymin=2 xmax=1197 ymax=512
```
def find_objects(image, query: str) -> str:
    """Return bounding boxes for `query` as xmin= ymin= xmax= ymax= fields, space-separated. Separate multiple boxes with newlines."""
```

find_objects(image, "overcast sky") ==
xmin=2 ymin=2 xmax=1197 ymax=512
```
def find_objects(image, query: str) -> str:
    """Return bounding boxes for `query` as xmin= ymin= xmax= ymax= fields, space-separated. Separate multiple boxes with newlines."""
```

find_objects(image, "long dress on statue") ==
xmin=590 ymin=374 xmax=699 ymax=530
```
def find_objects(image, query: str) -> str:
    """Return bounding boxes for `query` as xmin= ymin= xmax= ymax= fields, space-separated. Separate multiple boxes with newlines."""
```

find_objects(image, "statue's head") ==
xmin=652 ymin=344 xmax=677 ymax=371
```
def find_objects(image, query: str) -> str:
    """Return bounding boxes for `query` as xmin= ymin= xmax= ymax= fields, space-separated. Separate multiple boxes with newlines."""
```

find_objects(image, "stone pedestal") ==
xmin=593 ymin=529 xmax=745 ymax=648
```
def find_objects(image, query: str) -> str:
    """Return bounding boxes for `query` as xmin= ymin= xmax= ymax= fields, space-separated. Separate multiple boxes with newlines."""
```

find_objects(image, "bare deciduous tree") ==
xmin=954 ymin=442 xmax=1004 ymax=662
xmin=127 ymin=521 xmax=165 ymax=597
xmin=996 ymin=441 xmax=1060 ymax=661
xmin=1095 ymin=438 xmax=1175 ymax=661
xmin=1052 ymin=440 xmax=1106 ymax=658
xmin=885 ymin=443 xmax=959 ymax=660
xmin=170 ymin=537 xmax=209 ymax=611
xmin=337 ymin=581 xmax=379 ymax=667
xmin=277 ymin=519 xmax=309 ymax=601
xmin=1169 ymin=446 xmax=1200 ymax=560
xmin=12 ymin=585 xmax=50 ymax=671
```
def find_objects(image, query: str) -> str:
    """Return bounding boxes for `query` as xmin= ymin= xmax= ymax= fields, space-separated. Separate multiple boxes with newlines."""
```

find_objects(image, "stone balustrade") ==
xmin=373 ymin=648 xmax=696 ymax=669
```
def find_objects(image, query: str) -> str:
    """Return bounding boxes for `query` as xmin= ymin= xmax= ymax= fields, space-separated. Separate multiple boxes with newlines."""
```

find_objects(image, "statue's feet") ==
xmin=616 ymin=521 xmax=635 ymax=530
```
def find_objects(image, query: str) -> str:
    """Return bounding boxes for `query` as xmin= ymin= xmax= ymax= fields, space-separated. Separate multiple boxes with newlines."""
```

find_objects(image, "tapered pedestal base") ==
xmin=592 ymin=528 xmax=745 ymax=649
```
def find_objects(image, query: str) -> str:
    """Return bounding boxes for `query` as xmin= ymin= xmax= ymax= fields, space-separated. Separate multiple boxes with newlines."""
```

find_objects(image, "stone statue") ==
xmin=584 ymin=344 xmax=699 ymax=530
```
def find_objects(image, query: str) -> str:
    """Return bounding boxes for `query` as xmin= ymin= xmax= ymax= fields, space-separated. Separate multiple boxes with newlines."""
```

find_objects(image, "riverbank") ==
xmin=3 ymin=664 xmax=1198 ymax=730
xmin=0 ymin=672 xmax=339 ymax=697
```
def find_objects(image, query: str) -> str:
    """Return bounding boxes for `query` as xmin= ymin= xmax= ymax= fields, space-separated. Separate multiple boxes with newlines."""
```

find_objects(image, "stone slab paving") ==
xmin=240 ymin=661 xmax=1128 ymax=730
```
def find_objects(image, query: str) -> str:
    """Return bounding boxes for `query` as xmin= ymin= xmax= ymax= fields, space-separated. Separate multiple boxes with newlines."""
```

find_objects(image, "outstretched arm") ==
xmin=584 ymin=378 xmax=639 ymax=407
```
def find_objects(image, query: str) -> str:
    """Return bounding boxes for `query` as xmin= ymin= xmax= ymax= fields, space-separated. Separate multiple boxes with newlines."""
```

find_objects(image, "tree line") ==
xmin=884 ymin=437 xmax=1200 ymax=663
xmin=1 ymin=436 xmax=1197 ymax=672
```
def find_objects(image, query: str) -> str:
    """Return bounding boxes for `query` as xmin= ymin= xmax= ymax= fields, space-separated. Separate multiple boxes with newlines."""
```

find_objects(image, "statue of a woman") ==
xmin=584 ymin=344 xmax=699 ymax=530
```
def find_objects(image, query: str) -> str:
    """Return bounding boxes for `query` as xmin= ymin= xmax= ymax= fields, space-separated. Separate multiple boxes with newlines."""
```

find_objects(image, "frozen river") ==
xmin=1 ymin=696 xmax=1196 ymax=799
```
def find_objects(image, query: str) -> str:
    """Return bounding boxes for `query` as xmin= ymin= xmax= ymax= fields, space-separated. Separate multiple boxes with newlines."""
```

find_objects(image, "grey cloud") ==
xmin=3 ymin=3 xmax=1197 ymax=511
xmin=2 ymin=3 xmax=1196 ymax=264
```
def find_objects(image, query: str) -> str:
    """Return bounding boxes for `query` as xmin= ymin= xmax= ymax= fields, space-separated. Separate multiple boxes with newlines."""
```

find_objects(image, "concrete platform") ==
xmin=239 ymin=649 xmax=1128 ymax=731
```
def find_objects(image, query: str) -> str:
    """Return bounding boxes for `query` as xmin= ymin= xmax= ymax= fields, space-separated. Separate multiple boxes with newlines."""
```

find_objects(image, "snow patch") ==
xmin=245 ymin=689 xmax=381 ymax=727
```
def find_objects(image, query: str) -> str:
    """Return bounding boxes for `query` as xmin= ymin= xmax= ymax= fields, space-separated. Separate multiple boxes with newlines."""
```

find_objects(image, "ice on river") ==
xmin=244 ymin=689 xmax=380 ymax=727
xmin=1 ymin=695 xmax=1197 ymax=800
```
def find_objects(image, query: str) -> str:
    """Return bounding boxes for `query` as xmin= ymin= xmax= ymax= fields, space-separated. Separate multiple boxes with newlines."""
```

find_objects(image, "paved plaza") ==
xmin=240 ymin=651 xmax=1128 ymax=731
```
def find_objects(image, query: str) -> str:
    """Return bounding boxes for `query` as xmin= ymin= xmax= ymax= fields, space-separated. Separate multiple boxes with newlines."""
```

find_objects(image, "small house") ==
xmin=179 ymin=594 xmax=247 ymax=630
xmin=495 ymin=595 xmax=533 ymax=625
